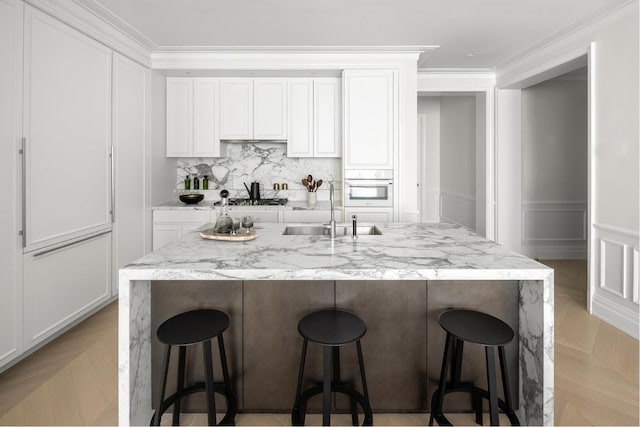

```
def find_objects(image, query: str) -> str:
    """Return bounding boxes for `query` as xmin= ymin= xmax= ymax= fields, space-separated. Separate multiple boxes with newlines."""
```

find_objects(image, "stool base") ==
xmin=155 ymin=381 xmax=237 ymax=426
xmin=292 ymin=381 xmax=373 ymax=426
xmin=429 ymin=383 xmax=519 ymax=426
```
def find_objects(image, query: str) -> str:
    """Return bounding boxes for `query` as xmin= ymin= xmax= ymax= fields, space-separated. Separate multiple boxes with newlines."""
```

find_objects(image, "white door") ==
xmin=220 ymin=78 xmax=253 ymax=139
xmin=166 ymin=78 xmax=193 ymax=157
xmin=343 ymin=70 xmax=396 ymax=169
xmin=193 ymin=78 xmax=220 ymax=157
xmin=254 ymin=78 xmax=287 ymax=139
xmin=287 ymin=78 xmax=314 ymax=157
xmin=0 ymin=0 xmax=23 ymax=368
xmin=23 ymin=6 xmax=112 ymax=252
xmin=23 ymin=232 xmax=111 ymax=349
xmin=112 ymin=54 xmax=147 ymax=296
xmin=314 ymin=78 xmax=341 ymax=157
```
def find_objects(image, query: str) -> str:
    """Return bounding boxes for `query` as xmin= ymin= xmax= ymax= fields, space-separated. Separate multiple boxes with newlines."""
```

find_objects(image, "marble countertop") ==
xmin=122 ymin=222 xmax=552 ymax=282
xmin=153 ymin=200 xmax=341 ymax=211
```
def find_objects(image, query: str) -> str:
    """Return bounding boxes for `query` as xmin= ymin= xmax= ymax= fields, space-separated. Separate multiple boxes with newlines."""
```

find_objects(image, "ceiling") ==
xmin=81 ymin=0 xmax=620 ymax=69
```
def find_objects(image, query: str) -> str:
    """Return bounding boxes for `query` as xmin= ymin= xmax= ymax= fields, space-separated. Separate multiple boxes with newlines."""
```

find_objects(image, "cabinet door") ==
xmin=193 ymin=78 xmax=220 ymax=157
xmin=166 ymin=77 xmax=193 ymax=157
xmin=283 ymin=209 xmax=342 ymax=223
xmin=220 ymin=78 xmax=253 ymax=139
xmin=24 ymin=6 xmax=112 ymax=251
xmin=152 ymin=224 xmax=182 ymax=250
xmin=343 ymin=70 xmax=396 ymax=169
xmin=253 ymin=78 xmax=287 ymax=139
xmin=314 ymin=78 xmax=341 ymax=157
xmin=0 ymin=0 xmax=23 ymax=369
xmin=23 ymin=232 xmax=111 ymax=349
xmin=112 ymin=54 xmax=147 ymax=297
xmin=287 ymin=79 xmax=313 ymax=157
xmin=226 ymin=208 xmax=280 ymax=223
xmin=344 ymin=207 xmax=393 ymax=223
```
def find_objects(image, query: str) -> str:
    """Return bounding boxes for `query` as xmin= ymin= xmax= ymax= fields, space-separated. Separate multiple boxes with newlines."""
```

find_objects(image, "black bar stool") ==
xmin=153 ymin=309 xmax=237 ymax=426
xmin=291 ymin=309 xmax=373 ymax=426
xmin=429 ymin=309 xmax=520 ymax=426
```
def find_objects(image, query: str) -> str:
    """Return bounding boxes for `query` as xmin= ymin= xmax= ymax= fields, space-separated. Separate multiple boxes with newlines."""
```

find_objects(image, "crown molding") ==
xmin=25 ymin=0 xmax=153 ymax=66
xmin=497 ymin=0 xmax=637 ymax=70
xmin=419 ymin=68 xmax=494 ymax=76
xmin=151 ymin=46 xmax=438 ymax=70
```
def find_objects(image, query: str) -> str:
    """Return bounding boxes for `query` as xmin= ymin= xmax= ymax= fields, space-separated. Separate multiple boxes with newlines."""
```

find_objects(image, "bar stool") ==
xmin=153 ymin=309 xmax=237 ymax=426
xmin=291 ymin=309 xmax=373 ymax=426
xmin=429 ymin=309 xmax=520 ymax=426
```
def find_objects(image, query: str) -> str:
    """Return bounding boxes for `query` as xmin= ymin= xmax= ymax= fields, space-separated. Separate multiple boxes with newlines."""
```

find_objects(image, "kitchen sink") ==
xmin=282 ymin=224 xmax=383 ymax=236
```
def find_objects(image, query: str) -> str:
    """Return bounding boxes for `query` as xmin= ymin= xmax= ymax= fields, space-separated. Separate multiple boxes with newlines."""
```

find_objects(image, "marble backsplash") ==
xmin=176 ymin=143 xmax=342 ymax=202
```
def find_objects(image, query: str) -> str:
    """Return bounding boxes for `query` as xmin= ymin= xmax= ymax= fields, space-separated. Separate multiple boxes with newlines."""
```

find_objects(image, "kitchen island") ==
xmin=119 ymin=222 xmax=553 ymax=426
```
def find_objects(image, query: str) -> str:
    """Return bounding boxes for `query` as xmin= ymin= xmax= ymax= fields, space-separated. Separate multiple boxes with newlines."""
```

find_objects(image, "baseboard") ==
xmin=522 ymin=243 xmax=587 ymax=260
xmin=592 ymin=292 xmax=639 ymax=339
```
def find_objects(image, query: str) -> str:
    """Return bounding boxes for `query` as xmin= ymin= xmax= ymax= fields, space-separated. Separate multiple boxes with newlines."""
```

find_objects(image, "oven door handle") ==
xmin=345 ymin=180 xmax=393 ymax=186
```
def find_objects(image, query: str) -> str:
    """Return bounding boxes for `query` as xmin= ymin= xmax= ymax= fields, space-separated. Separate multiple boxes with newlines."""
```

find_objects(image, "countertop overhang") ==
xmin=121 ymin=222 xmax=551 ymax=282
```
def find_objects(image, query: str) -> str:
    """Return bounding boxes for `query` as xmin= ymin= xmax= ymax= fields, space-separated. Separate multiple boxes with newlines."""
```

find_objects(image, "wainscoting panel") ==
xmin=521 ymin=201 xmax=587 ymax=259
xmin=440 ymin=191 xmax=475 ymax=230
xmin=592 ymin=223 xmax=640 ymax=339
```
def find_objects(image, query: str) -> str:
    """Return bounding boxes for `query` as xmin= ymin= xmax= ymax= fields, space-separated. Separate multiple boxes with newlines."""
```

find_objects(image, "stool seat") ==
xmin=439 ymin=309 xmax=514 ymax=346
xmin=157 ymin=309 xmax=229 ymax=346
xmin=298 ymin=309 xmax=366 ymax=346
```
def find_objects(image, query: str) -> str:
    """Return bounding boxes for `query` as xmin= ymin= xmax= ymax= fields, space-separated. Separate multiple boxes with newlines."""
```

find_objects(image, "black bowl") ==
xmin=179 ymin=193 xmax=204 ymax=204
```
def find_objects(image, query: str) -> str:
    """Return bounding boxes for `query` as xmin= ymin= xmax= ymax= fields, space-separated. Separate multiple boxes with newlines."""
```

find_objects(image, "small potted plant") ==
xmin=301 ymin=174 xmax=323 ymax=208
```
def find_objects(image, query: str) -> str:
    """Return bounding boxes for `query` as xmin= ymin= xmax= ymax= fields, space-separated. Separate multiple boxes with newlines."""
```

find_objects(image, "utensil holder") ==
xmin=307 ymin=192 xmax=317 ymax=208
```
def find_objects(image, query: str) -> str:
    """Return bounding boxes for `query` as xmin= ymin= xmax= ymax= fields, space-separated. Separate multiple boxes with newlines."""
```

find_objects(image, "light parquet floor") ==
xmin=0 ymin=260 xmax=637 ymax=426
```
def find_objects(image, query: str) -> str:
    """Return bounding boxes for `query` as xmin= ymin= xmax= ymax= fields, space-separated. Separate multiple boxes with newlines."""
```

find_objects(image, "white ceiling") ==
xmin=82 ymin=0 xmax=619 ymax=69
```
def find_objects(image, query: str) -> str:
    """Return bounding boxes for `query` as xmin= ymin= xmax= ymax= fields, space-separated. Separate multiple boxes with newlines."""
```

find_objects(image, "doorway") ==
xmin=417 ymin=92 xmax=487 ymax=237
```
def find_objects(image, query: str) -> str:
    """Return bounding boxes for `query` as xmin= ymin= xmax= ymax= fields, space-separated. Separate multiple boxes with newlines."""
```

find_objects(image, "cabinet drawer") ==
xmin=283 ymin=210 xmax=342 ymax=223
xmin=153 ymin=209 xmax=212 ymax=224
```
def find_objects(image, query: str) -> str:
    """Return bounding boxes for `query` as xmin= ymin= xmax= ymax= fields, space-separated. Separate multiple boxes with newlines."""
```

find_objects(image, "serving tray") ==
xmin=200 ymin=228 xmax=257 ymax=241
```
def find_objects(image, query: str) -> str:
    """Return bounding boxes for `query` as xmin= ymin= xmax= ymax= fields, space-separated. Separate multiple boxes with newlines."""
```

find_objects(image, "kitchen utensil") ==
xmin=179 ymin=193 xmax=204 ymax=204
xmin=315 ymin=180 xmax=323 ymax=191
xmin=302 ymin=178 xmax=308 ymax=188
xmin=244 ymin=182 xmax=261 ymax=200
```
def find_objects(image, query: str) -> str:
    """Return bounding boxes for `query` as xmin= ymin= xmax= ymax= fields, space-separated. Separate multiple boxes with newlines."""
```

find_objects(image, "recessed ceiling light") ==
xmin=466 ymin=53 xmax=477 ymax=57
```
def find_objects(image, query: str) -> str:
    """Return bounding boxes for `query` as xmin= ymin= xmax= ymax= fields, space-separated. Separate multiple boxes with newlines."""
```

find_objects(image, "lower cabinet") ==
xmin=344 ymin=207 xmax=394 ymax=223
xmin=227 ymin=208 xmax=280 ymax=223
xmin=152 ymin=209 xmax=214 ymax=250
xmin=23 ymin=232 xmax=111 ymax=349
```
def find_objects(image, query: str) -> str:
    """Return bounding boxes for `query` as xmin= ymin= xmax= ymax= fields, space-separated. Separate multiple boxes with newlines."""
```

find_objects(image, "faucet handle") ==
xmin=352 ymin=215 xmax=358 ymax=238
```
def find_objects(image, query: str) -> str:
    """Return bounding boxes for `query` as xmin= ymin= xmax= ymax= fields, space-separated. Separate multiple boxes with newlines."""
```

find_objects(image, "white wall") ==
xmin=475 ymin=93 xmax=487 ymax=236
xmin=417 ymin=96 xmax=440 ymax=222
xmin=497 ymin=2 xmax=639 ymax=338
xmin=440 ymin=96 xmax=477 ymax=230
xmin=521 ymin=76 xmax=588 ymax=259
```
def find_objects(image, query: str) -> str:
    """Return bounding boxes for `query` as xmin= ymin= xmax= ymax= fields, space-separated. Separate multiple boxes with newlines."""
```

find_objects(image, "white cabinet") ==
xmin=24 ymin=6 xmax=112 ymax=251
xmin=314 ymin=78 xmax=341 ymax=157
xmin=343 ymin=70 xmax=396 ymax=169
xmin=227 ymin=208 xmax=280 ymax=223
xmin=23 ymin=233 xmax=111 ymax=349
xmin=152 ymin=209 xmax=213 ymax=250
xmin=219 ymin=78 xmax=253 ymax=139
xmin=112 ymin=53 xmax=147 ymax=296
xmin=253 ymin=78 xmax=287 ymax=139
xmin=287 ymin=78 xmax=341 ymax=158
xmin=0 ymin=0 xmax=23 ymax=368
xmin=166 ymin=78 xmax=220 ymax=157
xmin=283 ymin=209 xmax=343 ymax=223
xmin=344 ymin=207 xmax=394 ymax=223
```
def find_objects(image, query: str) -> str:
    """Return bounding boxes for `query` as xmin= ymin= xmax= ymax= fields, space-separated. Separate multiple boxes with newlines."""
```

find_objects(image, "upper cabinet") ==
xmin=343 ymin=70 xmax=396 ymax=169
xmin=166 ymin=77 xmax=220 ymax=157
xmin=219 ymin=78 xmax=253 ymax=140
xmin=287 ymin=77 xmax=341 ymax=158
xmin=253 ymin=78 xmax=287 ymax=140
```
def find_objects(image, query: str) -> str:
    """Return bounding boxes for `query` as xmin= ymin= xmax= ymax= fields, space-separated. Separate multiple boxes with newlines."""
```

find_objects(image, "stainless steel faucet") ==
xmin=326 ymin=182 xmax=337 ymax=239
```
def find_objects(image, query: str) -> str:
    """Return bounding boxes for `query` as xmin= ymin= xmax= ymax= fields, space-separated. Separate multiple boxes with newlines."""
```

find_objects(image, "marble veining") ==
xmin=119 ymin=222 xmax=554 ymax=426
xmin=176 ymin=143 xmax=341 ymax=202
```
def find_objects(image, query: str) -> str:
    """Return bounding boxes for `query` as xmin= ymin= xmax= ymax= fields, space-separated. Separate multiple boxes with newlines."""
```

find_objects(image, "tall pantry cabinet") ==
xmin=0 ymin=2 xmax=149 ymax=371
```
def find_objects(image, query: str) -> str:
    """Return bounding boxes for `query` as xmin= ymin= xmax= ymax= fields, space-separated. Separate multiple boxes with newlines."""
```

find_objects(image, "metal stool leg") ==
xmin=292 ymin=339 xmax=308 ymax=425
xmin=154 ymin=345 xmax=171 ymax=426
xmin=430 ymin=333 xmax=452 ymax=426
xmin=203 ymin=340 xmax=217 ymax=426
xmin=323 ymin=346 xmax=332 ymax=426
xmin=356 ymin=340 xmax=372 ymax=426
xmin=485 ymin=346 xmax=499 ymax=426
xmin=172 ymin=346 xmax=186 ymax=426
xmin=218 ymin=333 xmax=236 ymax=425
xmin=451 ymin=339 xmax=464 ymax=385
xmin=498 ymin=346 xmax=514 ymax=412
